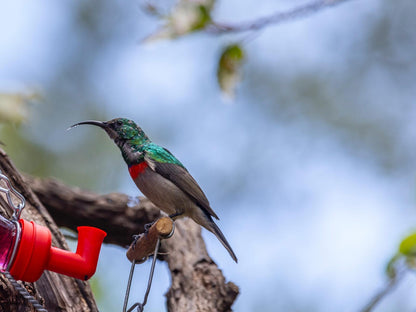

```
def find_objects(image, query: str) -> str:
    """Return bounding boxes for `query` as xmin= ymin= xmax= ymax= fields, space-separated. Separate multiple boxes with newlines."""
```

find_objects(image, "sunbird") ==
xmin=70 ymin=118 xmax=237 ymax=262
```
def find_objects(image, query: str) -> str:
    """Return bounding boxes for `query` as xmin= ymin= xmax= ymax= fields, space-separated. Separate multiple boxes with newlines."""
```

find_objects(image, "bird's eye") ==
xmin=116 ymin=120 xmax=123 ymax=126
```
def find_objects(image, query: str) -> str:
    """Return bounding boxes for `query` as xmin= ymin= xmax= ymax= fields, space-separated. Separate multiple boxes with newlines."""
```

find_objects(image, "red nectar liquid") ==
xmin=0 ymin=215 xmax=18 ymax=271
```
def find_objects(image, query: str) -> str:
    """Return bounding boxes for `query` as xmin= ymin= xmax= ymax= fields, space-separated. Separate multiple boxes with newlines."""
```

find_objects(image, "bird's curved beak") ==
xmin=68 ymin=120 xmax=108 ymax=130
xmin=68 ymin=120 xmax=119 ymax=140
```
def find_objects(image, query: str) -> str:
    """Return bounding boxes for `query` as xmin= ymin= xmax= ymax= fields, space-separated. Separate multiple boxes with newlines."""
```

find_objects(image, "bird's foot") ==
xmin=131 ymin=233 xmax=143 ymax=250
xmin=168 ymin=212 xmax=183 ymax=220
xmin=144 ymin=221 xmax=155 ymax=232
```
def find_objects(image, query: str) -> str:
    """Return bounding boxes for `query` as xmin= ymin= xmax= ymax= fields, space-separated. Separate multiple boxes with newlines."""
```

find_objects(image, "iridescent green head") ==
xmin=70 ymin=118 xmax=150 ymax=149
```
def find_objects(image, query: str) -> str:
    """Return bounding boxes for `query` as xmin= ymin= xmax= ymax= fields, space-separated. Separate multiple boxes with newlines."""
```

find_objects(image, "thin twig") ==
xmin=207 ymin=0 xmax=352 ymax=34
xmin=360 ymin=269 xmax=407 ymax=312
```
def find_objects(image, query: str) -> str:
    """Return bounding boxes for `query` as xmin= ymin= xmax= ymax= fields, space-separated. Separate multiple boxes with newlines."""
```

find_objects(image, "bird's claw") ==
xmin=144 ymin=221 xmax=155 ymax=232
xmin=131 ymin=233 xmax=143 ymax=250
xmin=130 ymin=220 xmax=156 ymax=250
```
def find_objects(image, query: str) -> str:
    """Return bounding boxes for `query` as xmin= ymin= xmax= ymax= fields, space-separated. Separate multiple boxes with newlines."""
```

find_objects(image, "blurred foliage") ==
xmin=0 ymin=101 xmax=123 ymax=193
xmin=217 ymin=44 xmax=245 ymax=98
xmin=145 ymin=0 xmax=214 ymax=41
xmin=142 ymin=0 xmax=352 ymax=99
xmin=0 ymin=92 xmax=40 ymax=124
xmin=386 ymin=232 xmax=416 ymax=280
xmin=89 ymin=276 xmax=105 ymax=303
xmin=385 ymin=253 xmax=401 ymax=280
xmin=399 ymin=232 xmax=416 ymax=256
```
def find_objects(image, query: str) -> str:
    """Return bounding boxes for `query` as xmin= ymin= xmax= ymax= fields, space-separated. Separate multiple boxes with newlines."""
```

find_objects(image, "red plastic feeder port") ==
xmin=9 ymin=219 xmax=106 ymax=283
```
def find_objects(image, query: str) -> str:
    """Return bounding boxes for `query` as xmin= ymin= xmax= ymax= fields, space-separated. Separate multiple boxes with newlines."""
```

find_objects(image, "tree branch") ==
xmin=164 ymin=219 xmax=239 ymax=312
xmin=27 ymin=176 xmax=239 ymax=312
xmin=207 ymin=0 xmax=352 ymax=34
xmin=25 ymin=176 xmax=160 ymax=247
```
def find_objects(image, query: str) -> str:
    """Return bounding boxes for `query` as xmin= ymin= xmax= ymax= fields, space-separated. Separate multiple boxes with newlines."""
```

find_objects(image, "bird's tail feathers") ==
xmin=207 ymin=219 xmax=238 ymax=263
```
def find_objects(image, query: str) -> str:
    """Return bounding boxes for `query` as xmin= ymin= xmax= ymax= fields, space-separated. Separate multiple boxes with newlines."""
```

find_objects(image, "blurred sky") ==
xmin=1 ymin=0 xmax=416 ymax=311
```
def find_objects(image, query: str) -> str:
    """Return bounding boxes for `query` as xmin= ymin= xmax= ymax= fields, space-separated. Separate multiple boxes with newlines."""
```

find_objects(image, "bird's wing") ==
xmin=144 ymin=148 xmax=219 ymax=220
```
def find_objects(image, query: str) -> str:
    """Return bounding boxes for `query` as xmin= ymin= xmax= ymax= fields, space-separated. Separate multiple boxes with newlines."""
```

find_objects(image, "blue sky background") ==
xmin=1 ymin=0 xmax=416 ymax=311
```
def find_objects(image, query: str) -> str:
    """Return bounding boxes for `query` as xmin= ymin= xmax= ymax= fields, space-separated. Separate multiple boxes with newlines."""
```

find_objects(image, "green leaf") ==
xmin=191 ymin=5 xmax=211 ymax=31
xmin=217 ymin=44 xmax=245 ymax=98
xmin=399 ymin=232 xmax=416 ymax=256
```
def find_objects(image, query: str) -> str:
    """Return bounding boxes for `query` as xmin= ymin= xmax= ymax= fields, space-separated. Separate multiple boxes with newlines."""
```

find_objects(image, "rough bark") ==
xmin=26 ymin=176 xmax=240 ymax=311
xmin=0 ymin=149 xmax=98 ymax=312
xmin=164 ymin=219 xmax=239 ymax=312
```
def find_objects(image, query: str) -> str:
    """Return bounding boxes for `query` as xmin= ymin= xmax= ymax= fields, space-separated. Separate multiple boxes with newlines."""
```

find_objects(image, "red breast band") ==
xmin=128 ymin=162 xmax=148 ymax=179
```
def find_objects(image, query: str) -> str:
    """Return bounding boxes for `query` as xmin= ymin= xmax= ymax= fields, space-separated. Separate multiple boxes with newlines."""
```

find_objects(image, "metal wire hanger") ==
xmin=123 ymin=219 xmax=175 ymax=312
